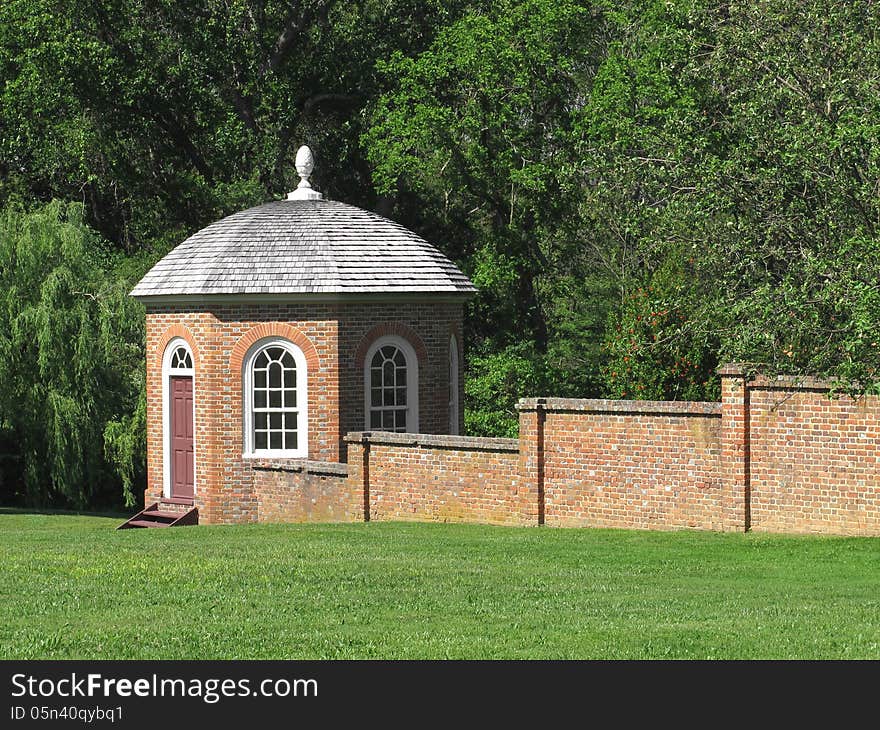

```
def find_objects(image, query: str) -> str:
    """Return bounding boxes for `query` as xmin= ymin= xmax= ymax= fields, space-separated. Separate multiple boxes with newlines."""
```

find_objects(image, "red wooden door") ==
xmin=170 ymin=376 xmax=194 ymax=499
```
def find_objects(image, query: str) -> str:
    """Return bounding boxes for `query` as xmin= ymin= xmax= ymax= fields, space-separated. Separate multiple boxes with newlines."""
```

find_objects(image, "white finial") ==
xmin=286 ymin=145 xmax=323 ymax=200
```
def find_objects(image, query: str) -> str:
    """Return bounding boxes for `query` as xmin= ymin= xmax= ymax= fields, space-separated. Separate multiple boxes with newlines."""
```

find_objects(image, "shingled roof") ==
xmin=130 ymin=199 xmax=476 ymax=298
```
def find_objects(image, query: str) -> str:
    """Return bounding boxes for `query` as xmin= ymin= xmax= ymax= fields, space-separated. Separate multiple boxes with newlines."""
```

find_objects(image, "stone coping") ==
xmin=717 ymin=364 xmax=855 ymax=392
xmin=249 ymin=458 xmax=350 ymax=476
xmin=748 ymin=374 xmax=849 ymax=392
xmin=344 ymin=431 xmax=520 ymax=452
xmin=516 ymin=397 xmax=722 ymax=417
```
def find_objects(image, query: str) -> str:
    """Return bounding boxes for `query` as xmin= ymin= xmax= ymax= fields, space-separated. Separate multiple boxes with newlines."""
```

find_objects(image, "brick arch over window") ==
xmin=153 ymin=324 xmax=200 ymax=374
xmin=354 ymin=323 xmax=427 ymax=369
xmin=230 ymin=323 xmax=319 ymax=375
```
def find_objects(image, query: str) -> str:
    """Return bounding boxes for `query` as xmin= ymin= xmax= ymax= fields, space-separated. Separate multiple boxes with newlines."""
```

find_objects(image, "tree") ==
xmin=0 ymin=0 xmax=472 ymax=253
xmin=0 ymin=201 xmax=145 ymax=507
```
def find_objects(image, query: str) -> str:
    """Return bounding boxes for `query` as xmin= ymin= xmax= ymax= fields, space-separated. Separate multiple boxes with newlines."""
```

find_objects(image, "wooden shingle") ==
xmin=131 ymin=200 xmax=475 ymax=298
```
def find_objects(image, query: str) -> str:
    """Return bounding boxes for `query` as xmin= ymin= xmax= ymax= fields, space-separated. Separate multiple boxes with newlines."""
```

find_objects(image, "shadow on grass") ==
xmin=0 ymin=506 xmax=131 ymax=520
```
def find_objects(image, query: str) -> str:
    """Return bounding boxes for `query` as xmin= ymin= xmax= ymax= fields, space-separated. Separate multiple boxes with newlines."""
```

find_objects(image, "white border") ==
xmin=242 ymin=337 xmax=309 ymax=458
xmin=363 ymin=335 xmax=419 ymax=433
xmin=448 ymin=334 xmax=460 ymax=435
xmin=162 ymin=337 xmax=196 ymax=499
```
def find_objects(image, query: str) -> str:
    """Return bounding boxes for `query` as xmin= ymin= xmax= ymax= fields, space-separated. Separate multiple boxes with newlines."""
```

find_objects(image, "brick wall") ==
xmin=747 ymin=375 xmax=880 ymax=535
xmin=519 ymin=398 xmax=724 ymax=531
xmin=345 ymin=432 xmax=524 ymax=526
xmin=142 ymin=317 xmax=880 ymax=536
xmin=251 ymin=459 xmax=361 ymax=523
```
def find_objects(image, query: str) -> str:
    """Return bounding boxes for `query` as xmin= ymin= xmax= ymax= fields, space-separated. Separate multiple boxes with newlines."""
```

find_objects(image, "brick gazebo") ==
xmin=122 ymin=146 xmax=474 ymax=526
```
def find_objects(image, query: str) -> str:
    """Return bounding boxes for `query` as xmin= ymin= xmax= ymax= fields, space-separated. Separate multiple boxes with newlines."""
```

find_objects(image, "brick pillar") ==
xmin=344 ymin=434 xmax=370 ymax=522
xmin=719 ymin=364 xmax=751 ymax=532
xmin=516 ymin=398 xmax=546 ymax=525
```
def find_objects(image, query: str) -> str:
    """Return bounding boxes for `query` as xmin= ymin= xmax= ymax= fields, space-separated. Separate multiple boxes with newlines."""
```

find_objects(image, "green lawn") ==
xmin=1 ymin=510 xmax=879 ymax=659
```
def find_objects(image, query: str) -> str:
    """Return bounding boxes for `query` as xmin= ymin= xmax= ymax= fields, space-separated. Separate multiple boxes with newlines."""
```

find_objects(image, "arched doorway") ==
xmin=163 ymin=339 xmax=195 ymax=500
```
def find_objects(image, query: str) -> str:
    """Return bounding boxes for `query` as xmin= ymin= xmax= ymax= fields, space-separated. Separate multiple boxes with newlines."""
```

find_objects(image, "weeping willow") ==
xmin=0 ymin=201 xmax=145 ymax=508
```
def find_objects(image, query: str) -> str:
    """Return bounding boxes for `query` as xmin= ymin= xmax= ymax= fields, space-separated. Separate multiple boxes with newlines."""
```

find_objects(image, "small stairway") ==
xmin=118 ymin=498 xmax=199 ymax=529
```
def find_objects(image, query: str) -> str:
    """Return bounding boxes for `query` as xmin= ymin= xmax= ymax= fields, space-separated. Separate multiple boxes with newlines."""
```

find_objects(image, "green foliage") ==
xmin=465 ymin=341 xmax=599 ymax=437
xmin=0 ymin=0 xmax=471 ymax=251
xmin=365 ymin=0 xmax=607 ymax=354
xmin=464 ymin=345 xmax=543 ymax=438
xmin=5 ymin=0 xmax=880 ymax=497
xmin=602 ymin=257 xmax=719 ymax=401
xmin=0 ymin=202 xmax=145 ymax=507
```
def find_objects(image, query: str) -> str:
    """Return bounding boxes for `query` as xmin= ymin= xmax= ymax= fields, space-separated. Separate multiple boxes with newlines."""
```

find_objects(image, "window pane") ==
xmin=280 ymin=351 xmax=294 ymax=367
xmin=371 ymin=367 xmax=383 ymax=389
xmin=283 ymin=389 xmax=296 ymax=408
xmin=267 ymin=347 xmax=283 ymax=361
xmin=396 ymin=387 xmax=407 ymax=406
xmin=270 ymin=413 xmax=282 ymax=430
xmin=382 ymin=410 xmax=394 ymax=430
xmin=255 ymin=351 xmax=269 ymax=368
xmin=269 ymin=363 xmax=282 ymax=387
xmin=283 ymin=369 xmax=294 ymax=388
xmin=371 ymin=351 xmax=384 ymax=368
xmin=284 ymin=413 xmax=296 ymax=430
xmin=183 ymin=352 xmax=192 ymax=368
xmin=255 ymin=413 xmax=267 ymax=430
xmin=255 ymin=431 xmax=268 ymax=450
xmin=284 ymin=431 xmax=298 ymax=450
xmin=383 ymin=388 xmax=394 ymax=406
xmin=381 ymin=346 xmax=396 ymax=360
xmin=395 ymin=410 xmax=407 ymax=432
xmin=371 ymin=388 xmax=382 ymax=407
xmin=370 ymin=411 xmax=381 ymax=429
xmin=254 ymin=371 xmax=267 ymax=388
xmin=254 ymin=390 xmax=267 ymax=408
xmin=383 ymin=361 xmax=394 ymax=385
xmin=270 ymin=431 xmax=282 ymax=450
xmin=396 ymin=367 xmax=406 ymax=386
xmin=393 ymin=349 xmax=405 ymax=367
xmin=269 ymin=390 xmax=282 ymax=408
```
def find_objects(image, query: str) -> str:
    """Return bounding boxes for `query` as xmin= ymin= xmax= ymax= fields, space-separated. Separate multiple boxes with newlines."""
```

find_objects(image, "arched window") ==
xmin=169 ymin=345 xmax=193 ymax=371
xmin=243 ymin=339 xmax=307 ymax=457
xmin=364 ymin=335 xmax=418 ymax=433
xmin=448 ymin=334 xmax=460 ymax=435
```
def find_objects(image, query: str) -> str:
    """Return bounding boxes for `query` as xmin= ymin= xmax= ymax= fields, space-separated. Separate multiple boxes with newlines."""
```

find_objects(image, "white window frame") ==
xmin=363 ymin=335 xmax=419 ymax=433
xmin=162 ymin=338 xmax=196 ymax=499
xmin=242 ymin=337 xmax=308 ymax=458
xmin=449 ymin=334 xmax=460 ymax=435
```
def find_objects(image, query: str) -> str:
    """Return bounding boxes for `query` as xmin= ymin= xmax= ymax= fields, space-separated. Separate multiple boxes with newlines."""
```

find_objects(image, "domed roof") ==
xmin=130 ymin=199 xmax=476 ymax=299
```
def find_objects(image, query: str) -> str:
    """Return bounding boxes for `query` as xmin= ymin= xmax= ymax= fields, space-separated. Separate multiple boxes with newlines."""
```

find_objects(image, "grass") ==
xmin=1 ymin=510 xmax=879 ymax=659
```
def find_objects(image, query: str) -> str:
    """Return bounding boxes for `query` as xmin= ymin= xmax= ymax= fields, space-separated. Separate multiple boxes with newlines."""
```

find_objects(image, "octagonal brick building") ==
xmin=130 ymin=147 xmax=475 ymax=524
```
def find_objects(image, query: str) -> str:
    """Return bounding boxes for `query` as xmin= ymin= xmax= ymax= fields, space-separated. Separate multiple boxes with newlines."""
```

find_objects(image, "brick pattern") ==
xmin=144 ymin=322 xmax=880 ymax=536
xmin=144 ymin=301 xmax=464 ymax=523
xmin=720 ymin=367 xmax=751 ymax=531
xmin=338 ymin=303 xmax=465 ymax=456
xmin=346 ymin=432 xmax=524 ymax=526
xmin=748 ymin=376 xmax=880 ymax=535
xmin=252 ymin=460 xmax=361 ymax=523
xmin=520 ymin=399 xmax=724 ymax=530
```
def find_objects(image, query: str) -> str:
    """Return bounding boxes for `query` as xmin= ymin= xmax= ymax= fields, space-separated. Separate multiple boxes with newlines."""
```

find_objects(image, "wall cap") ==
xmin=748 ymin=373 xmax=847 ymax=392
xmin=249 ymin=458 xmax=350 ymax=476
xmin=516 ymin=397 xmax=721 ymax=417
xmin=717 ymin=362 xmax=753 ymax=377
xmin=344 ymin=431 xmax=520 ymax=452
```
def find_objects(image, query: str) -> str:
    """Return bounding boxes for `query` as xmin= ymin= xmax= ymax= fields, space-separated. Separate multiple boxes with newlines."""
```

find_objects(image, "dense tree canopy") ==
xmin=2 ymin=0 xmax=880 ymax=506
